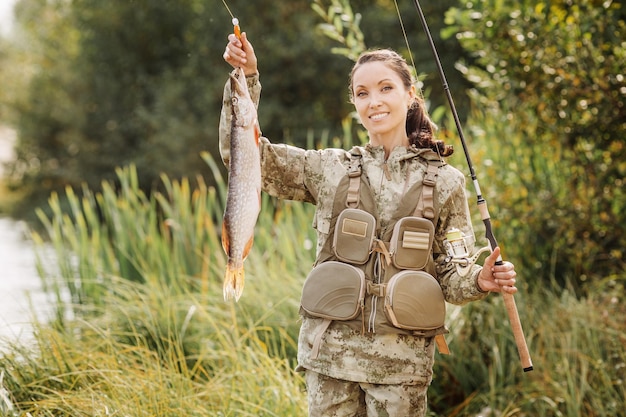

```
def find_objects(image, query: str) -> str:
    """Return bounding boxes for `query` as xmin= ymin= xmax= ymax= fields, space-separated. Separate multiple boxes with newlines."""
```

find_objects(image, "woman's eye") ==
xmin=356 ymin=91 xmax=367 ymax=97
xmin=382 ymin=85 xmax=392 ymax=92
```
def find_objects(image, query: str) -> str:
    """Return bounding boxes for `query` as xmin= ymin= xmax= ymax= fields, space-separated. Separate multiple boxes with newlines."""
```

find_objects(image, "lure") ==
xmin=233 ymin=17 xmax=241 ymax=40
xmin=220 ymin=0 xmax=241 ymax=39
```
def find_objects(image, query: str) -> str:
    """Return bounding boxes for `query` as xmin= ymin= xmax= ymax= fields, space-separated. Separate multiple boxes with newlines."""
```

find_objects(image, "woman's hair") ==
xmin=349 ymin=49 xmax=454 ymax=157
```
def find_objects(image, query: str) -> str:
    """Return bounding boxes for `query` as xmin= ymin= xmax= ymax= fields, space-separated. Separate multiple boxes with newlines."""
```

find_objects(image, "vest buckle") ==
xmin=367 ymin=281 xmax=386 ymax=298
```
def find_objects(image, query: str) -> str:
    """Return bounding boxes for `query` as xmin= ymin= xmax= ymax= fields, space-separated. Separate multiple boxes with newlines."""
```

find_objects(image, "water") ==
xmin=0 ymin=217 xmax=53 ymax=348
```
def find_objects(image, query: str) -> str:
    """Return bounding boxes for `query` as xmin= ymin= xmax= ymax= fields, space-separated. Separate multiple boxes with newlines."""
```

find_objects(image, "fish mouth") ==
xmin=229 ymin=68 xmax=248 ymax=95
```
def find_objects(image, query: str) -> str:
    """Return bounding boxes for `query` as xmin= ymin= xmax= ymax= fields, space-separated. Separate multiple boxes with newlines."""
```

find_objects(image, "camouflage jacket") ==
xmin=219 ymin=71 xmax=488 ymax=385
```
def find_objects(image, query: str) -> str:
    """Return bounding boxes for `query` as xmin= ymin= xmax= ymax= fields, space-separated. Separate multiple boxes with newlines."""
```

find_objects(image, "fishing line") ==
xmin=392 ymin=0 xmax=425 ymax=103
xmin=393 ymin=0 xmax=446 ymax=171
xmin=220 ymin=0 xmax=235 ymax=20
xmin=220 ymin=0 xmax=241 ymax=39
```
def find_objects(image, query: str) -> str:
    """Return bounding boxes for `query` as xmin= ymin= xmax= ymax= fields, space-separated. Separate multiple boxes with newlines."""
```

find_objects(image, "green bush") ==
xmin=444 ymin=0 xmax=626 ymax=293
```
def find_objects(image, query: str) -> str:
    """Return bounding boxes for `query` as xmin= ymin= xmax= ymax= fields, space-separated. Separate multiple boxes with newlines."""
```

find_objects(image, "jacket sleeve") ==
xmin=434 ymin=173 xmax=489 ymax=305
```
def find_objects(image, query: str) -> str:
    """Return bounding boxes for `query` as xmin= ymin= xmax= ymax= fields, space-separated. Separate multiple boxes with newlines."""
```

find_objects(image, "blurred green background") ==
xmin=0 ymin=0 xmax=624 ymax=415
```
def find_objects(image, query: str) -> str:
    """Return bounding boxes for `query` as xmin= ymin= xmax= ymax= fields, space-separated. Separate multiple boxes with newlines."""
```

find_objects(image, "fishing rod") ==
xmin=410 ymin=0 xmax=533 ymax=372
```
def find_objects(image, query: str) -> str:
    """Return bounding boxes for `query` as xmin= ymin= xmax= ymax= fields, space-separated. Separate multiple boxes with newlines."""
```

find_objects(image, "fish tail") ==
xmin=223 ymin=264 xmax=245 ymax=302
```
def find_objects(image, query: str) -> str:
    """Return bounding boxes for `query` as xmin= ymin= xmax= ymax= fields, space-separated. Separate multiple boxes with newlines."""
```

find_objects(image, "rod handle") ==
xmin=502 ymin=291 xmax=534 ymax=372
xmin=482 ymin=202 xmax=533 ymax=371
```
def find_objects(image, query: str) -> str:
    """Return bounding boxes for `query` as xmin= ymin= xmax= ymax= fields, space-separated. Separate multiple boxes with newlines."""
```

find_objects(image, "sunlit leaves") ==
xmin=312 ymin=0 xmax=366 ymax=61
xmin=448 ymin=0 xmax=625 ymax=292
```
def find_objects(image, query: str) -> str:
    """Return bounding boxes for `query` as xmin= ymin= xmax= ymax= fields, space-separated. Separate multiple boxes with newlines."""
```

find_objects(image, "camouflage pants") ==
xmin=305 ymin=370 xmax=429 ymax=417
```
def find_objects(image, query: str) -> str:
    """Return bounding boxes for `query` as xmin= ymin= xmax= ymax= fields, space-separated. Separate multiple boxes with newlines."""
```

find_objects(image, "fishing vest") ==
xmin=300 ymin=148 xmax=450 ymax=358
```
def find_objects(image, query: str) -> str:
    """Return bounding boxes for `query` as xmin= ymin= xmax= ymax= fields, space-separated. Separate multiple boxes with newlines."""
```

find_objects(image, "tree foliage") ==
xmin=0 ymin=0 xmax=466 ymax=217
xmin=445 ymin=0 xmax=626 ymax=292
xmin=0 ymin=0 xmax=344 ymax=213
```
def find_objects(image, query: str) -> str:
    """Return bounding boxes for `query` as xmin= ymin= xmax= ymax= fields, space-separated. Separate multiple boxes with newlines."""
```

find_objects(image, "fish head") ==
xmin=229 ymin=68 xmax=258 ymax=129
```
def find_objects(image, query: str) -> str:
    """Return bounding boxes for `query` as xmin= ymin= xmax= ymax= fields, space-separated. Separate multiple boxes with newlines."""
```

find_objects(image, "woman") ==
xmin=221 ymin=32 xmax=517 ymax=417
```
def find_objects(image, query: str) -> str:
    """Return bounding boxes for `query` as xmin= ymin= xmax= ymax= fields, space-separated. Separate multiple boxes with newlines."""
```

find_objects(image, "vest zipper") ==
xmin=368 ymin=296 xmax=377 ymax=333
xmin=368 ymin=253 xmax=383 ymax=333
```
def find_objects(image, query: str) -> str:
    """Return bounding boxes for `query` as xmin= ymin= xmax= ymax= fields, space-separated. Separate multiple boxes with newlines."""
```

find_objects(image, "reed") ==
xmin=1 ymin=301 xmax=305 ymax=416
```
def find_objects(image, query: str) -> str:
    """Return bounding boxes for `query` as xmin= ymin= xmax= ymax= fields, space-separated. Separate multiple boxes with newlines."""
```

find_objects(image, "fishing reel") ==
xmin=443 ymin=228 xmax=491 ymax=277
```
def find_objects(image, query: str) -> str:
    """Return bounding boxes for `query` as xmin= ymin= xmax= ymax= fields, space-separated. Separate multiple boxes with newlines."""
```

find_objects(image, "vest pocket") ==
xmin=384 ymin=270 xmax=445 ymax=331
xmin=332 ymin=208 xmax=376 ymax=265
xmin=301 ymin=261 xmax=365 ymax=321
xmin=389 ymin=216 xmax=434 ymax=270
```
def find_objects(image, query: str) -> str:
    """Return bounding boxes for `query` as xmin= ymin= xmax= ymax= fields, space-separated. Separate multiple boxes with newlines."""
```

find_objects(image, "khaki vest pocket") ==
xmin=332 ymin=208 xmax=376 ymax=265
xmin=384 ymin=270 xmax=445 ymax=331
xmin=389 ymin=217 xmax=434 ymax=270
xmin=301 ymin=261 xmax=365 ymax=321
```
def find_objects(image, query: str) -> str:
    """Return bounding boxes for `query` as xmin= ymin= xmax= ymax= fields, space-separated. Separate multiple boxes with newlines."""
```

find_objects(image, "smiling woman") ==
xmin=221 ymin=30 xmax=519 ymax=415
xmin=350 ymin=61 xmax=416 ymax=155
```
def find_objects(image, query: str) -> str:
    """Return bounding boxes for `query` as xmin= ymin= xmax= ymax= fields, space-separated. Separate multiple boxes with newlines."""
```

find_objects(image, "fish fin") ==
xmin=254 ymin=120 xmax=261 ymax=146
xmin=242 ymin=235 xmax=254 ymax=260
xmin=221 ymin=221 xmax=230 ymax=254
xmin=223 ymin=265 xmax=245 ymax=302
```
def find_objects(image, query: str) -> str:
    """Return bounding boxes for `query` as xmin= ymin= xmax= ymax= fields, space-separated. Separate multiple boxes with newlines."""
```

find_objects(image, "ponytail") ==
xmin=406 ymin=98 xmax=454 ymax=157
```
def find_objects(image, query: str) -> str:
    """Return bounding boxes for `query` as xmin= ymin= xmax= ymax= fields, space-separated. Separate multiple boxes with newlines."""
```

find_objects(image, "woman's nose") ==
xmin=369 ymin=94 xmax=382 ymax=107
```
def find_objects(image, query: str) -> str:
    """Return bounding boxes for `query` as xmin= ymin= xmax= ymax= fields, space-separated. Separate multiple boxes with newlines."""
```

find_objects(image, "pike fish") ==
xmin=222 ymin=67 xmax=262 ymax=302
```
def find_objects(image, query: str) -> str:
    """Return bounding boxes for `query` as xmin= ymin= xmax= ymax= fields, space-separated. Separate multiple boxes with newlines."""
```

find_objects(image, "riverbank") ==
xmin=0 ymin=125 xmax=16 ymax=178
xmin=0 ymin=217 xmax=51 ymax=349
xmin=0 ymin=125 xmax=18 ymax=214
xmin=0 ymin=126 xmax=60 ymax=350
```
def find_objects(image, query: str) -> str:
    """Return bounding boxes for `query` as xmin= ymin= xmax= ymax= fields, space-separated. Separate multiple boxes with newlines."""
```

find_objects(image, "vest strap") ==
xmin=346 ymin=153 xmax=362 ymax=208
xmin=372 ymin=239 xmax=392 ymax=266
xmin=310 ymin=319 xmax=332 ymax=359
xmin=415 ymin=160 xmax=440 ymax=219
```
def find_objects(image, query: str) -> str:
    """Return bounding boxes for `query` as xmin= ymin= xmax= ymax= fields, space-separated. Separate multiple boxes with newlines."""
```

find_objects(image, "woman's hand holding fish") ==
xmin=223 ymin=32 xmax=258 ymax=76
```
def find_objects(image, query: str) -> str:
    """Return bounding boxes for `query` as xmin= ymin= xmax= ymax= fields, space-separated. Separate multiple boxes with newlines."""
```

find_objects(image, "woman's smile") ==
xmin=369 ymin=112 xmax=390 ymax=121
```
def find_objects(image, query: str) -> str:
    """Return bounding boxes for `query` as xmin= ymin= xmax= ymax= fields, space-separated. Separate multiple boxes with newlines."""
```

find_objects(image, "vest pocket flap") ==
xmin=390 ymin=217 xmax=434 ymax=270
xmin=301 ymin=261 xmax=365 ymax=321
xmin=384 ymin=270 xmax=445 ymax=331
xmin=332 ymin=208 xmax=376 ymax=265
xmin=401 ymin=230 xmax=430 ymax=250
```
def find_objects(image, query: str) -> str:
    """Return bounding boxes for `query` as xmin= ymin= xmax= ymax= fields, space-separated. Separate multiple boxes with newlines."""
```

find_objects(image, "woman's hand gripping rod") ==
xmin=411 ymin=0 xmax=533 ymax=372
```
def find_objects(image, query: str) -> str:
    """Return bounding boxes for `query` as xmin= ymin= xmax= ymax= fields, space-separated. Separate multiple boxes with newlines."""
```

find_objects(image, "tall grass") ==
xmin=429 ymin=283 xmax=625 ymax=416
xmin=3 ymin=155 xmax=311 ymax=416
xmin=0 ymin=153 xmax=624 ymax=416
xmin=1 ymin=297 xmax=305 ymax=416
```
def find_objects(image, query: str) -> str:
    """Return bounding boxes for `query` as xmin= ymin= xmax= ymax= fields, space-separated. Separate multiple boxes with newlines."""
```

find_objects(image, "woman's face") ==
xmin=351 ymin=61 xmax=415 ymax=144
